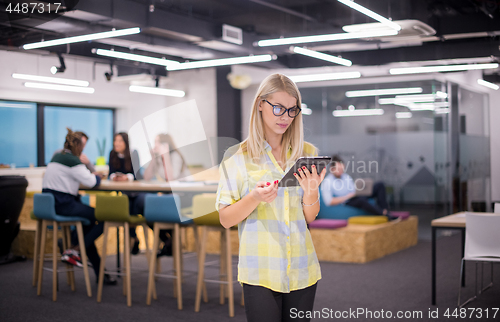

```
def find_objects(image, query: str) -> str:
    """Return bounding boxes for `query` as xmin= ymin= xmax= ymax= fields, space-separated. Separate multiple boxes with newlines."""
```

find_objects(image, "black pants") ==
xmin=346 ymin=182 xmax=388 ymax=216
xmin=243 ymin=283 xmax=317 ymax=322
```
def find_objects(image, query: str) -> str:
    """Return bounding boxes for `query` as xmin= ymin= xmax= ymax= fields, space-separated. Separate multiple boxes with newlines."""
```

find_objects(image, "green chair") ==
xmin=95 ymin=194 xmax=153 ymax=307
xmin=193 ymin=193 xmax=238 ymax=317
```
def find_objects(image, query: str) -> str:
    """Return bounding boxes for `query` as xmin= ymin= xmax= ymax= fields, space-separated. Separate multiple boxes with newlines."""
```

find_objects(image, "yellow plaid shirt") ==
xmin=216 ymin=141 xmax=321 ymax=293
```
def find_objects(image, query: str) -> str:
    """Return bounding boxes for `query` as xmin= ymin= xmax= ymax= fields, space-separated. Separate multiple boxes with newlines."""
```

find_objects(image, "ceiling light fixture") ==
xmin=291 ymin=46 xmax=352 ymax=66
xmin=338 ymin=0 xmax=401 ymax=31
xmin=94 ymin=49 xmax=180 ymax=68
xmin=333 ymin=108 xmax=384 ymax=117
xmin=12 ymin=73 xmax=89 ymax=87
xmin=301 ymin=103 xmax=312 ymax=115
xmin=166 ymin=54 xmax=274 ymax=71
xmin=24 ymin=82 xmax=95 ymax=94
xmin=50 ymin=53 xmax=66 ymax=74
xmin=389 ymin=63 xmax=499 ymax=75
xmin=395 ymin=112 xmax=412 ymax=119
xmin=289 ymin=71 xmax=361 ymax=83
xmin=129 ymin=85 xmax=185 ymax=97
xmin=257 ymin=29 xmax=398 ymax=47
xmin=477 ymin=79 xmax=499 ymax=90
xmin=345 ymin=87 xmax=423 ymax=97
xmin=434 ymin=108 xmax=450 ymax=114
xmin=378 ymin=92 xmax=448 ymax=105
xmin=23 ymin=27 xmax=141 ymax=50
xmin=405 ymin=101 xmax=450 ymax=111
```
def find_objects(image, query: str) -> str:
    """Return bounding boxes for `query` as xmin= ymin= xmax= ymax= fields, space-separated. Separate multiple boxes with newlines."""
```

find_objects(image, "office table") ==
xmin=431 ymin=211 xmax=496 ymax=305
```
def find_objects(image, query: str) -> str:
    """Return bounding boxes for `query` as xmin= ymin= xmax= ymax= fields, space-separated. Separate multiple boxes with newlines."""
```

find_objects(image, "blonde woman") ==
xmin=216 ymin=74 xmax=326 ymax=322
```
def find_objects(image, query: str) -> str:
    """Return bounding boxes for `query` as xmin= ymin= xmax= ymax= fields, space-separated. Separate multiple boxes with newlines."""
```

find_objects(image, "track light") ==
xmin=50 ymin=53 xmax=66 ymax=74
xmin=104 ymin=63 xmax=114 ymax=82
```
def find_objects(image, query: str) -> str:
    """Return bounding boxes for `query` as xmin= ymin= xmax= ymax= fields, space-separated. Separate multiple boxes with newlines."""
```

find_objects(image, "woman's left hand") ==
xmin=294 ymin=165 xmax=327 ymax=195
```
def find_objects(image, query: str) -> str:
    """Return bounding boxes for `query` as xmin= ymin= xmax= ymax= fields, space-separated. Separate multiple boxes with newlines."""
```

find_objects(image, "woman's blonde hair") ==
xmin=244 ymin=73 xmax=308 ymax=167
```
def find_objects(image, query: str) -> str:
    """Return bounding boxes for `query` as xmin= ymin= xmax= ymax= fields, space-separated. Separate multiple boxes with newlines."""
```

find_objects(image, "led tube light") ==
xmin=257 ymin=29 xmax=398 ymax=47
xmin=166 ymin=55 xmax=273 ymax=71
xmin=129 ymin=85 xmax=185 ymax=97
xmin=24 ymin=82 xmax=95 ymax=93
xmin=395 ymin=112 xmax=412 ymax=119
xmin=289 ymin=71 xmax=361 ymax=83
xmin=477 ymin=79 xmax=499 ymax=90
xmin=338 ymin=0 xmax=401 ymax=31
xmin=95 ymin=49 xmax=179 ymax=68
xmin=345 ymin=87 xmax=422 ymax=97
xmin=333 ymin=108 xmax=384 ymax=117
xmin=23 ymin=27 xmax=141 ymax=50
xmin=12 ymin=73 xmax=89 ymax=87
xmin=291 ymin=46 xmax=352 ymax=66
xmin=389 ymin=63 xmax=499 ymax=75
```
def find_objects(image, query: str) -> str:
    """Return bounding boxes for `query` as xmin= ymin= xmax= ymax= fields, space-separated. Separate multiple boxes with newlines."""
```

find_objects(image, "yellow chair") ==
xmin=193 ymin=193 xmax=237 ymax=317
xmin=95 ymin=194 xmax=153 ymax=307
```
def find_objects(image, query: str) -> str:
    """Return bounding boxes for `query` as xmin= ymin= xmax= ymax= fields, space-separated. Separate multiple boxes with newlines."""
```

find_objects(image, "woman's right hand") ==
xmin=251 ymin=180 xmax=279 ymax=203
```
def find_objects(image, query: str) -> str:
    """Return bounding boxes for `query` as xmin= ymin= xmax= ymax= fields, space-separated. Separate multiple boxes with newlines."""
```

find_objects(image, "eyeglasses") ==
xmin=264 ymin=100 xmax=301 ymax=118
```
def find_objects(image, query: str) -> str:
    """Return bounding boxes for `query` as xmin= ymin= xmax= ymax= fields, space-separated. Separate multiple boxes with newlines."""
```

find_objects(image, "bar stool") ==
xmin=145 ymin=194 xmax=197 ymax=309
xmin=193 ymin=193 xmax=238 ymax=317
xmin=95 ymin=194 xmax=152 ymax=307
xmin=34 ymin=193 xmax=92 ymax=301
xmin=31 ymin=194 xmax=90 ymax=288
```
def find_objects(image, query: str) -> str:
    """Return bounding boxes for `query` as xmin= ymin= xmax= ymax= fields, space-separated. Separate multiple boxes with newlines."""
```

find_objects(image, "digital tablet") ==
xmin=278 ymin=156 xmax=332 ymax=187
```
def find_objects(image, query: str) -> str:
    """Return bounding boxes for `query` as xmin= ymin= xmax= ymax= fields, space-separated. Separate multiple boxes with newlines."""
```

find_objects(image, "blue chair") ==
xmin=33 ymin=193 xmax=92 ymax=301
xmin=144 ymin=194 xmax=193 ymax=310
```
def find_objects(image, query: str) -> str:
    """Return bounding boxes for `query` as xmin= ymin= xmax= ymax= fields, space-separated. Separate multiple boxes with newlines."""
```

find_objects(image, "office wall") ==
xmin=0 ymin=50 xmax=217 ymax=167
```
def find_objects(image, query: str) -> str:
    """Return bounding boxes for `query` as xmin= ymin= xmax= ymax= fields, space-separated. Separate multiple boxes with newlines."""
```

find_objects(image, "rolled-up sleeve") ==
xmin=216 ymin=149 xmax=244 ymax=211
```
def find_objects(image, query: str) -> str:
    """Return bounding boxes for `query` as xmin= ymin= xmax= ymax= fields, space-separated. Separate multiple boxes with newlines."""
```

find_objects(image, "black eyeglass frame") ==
xmin=264 ymin=99 xmax=301 ymax=118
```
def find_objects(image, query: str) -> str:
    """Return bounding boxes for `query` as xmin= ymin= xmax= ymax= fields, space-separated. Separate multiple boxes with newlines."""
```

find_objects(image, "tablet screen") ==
xmin=278 ymin=156 xmax=331 ymax=187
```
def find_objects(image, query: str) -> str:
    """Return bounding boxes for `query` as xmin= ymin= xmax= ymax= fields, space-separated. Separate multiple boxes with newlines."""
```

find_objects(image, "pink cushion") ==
xmin=309 ymin=219 xmax=348 ymax=229
xmin=389 ymin=211 xmax=410 ymax=220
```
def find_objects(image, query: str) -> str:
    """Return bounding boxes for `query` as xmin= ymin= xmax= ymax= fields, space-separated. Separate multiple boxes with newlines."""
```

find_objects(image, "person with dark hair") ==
xmin=53 ymin=131 xmax=95 ymax=173
xmin=320 ymin=155 xmax=392 ymax=219
xmin=42 ymin=128 xmax=116 ymax=285
xmin=108 ymin=132 xmax=146 ymax=254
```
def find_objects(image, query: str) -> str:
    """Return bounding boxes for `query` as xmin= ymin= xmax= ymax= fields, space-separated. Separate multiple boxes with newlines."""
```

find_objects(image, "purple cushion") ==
xmin=389 ymin=211 xmax=410 ymax=220
xmin=309 ymin=219 xmax=348 ymax=229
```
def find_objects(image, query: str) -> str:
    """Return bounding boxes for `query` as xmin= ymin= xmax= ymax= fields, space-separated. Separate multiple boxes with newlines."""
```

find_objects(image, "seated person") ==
xmin=143 ymin=133 xmax=189 ymax=257
xmin=53 ymin=131 xmax=95 ymax=173
xmin=42 ymin=128 xmax=116 ymax=285
xmin=320 ymin=155 xmax=392 ymax=219
xmin=108 ymin=132 xmax=146 ymax=255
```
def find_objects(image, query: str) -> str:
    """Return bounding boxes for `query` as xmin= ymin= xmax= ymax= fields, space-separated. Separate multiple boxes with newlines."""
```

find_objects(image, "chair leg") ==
xmin=97 ymin=222 xmax=109 ymax=303
xmin=241 ymin=285 xmax=245 ymax=307
xmin=195 ymin=226 xmax=207 ymax=312
xmin=76 ymin=222 xmax=92 ymax=298
xmin=61 ymin=226 xmax=71 ymax=288
xmin=192 ymin=226 xmax=208 ymax=303
xmin=226 ymin=228 xmax=234 ymax=318
xmin=142 ymin=224 xmax=157 ymax=300
xmin=147 ymin=223 xmax=161 ymax=305
xmin=65 ymin=226 xmax=76 ymax=291
xmin=52 ymin=221 xmax=58 ymax=302
xmin=32 ymin=219 xmax=42 ymax=287
xmin=219 ymin=230 xmax=226 ymax=305
xmin=124 ymin=222 xmax=132 ymax=307
xmin=37 ymin=220 xmax=47 ymax=296
xmin=174 ymin=224 xmax=183 ymax=310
